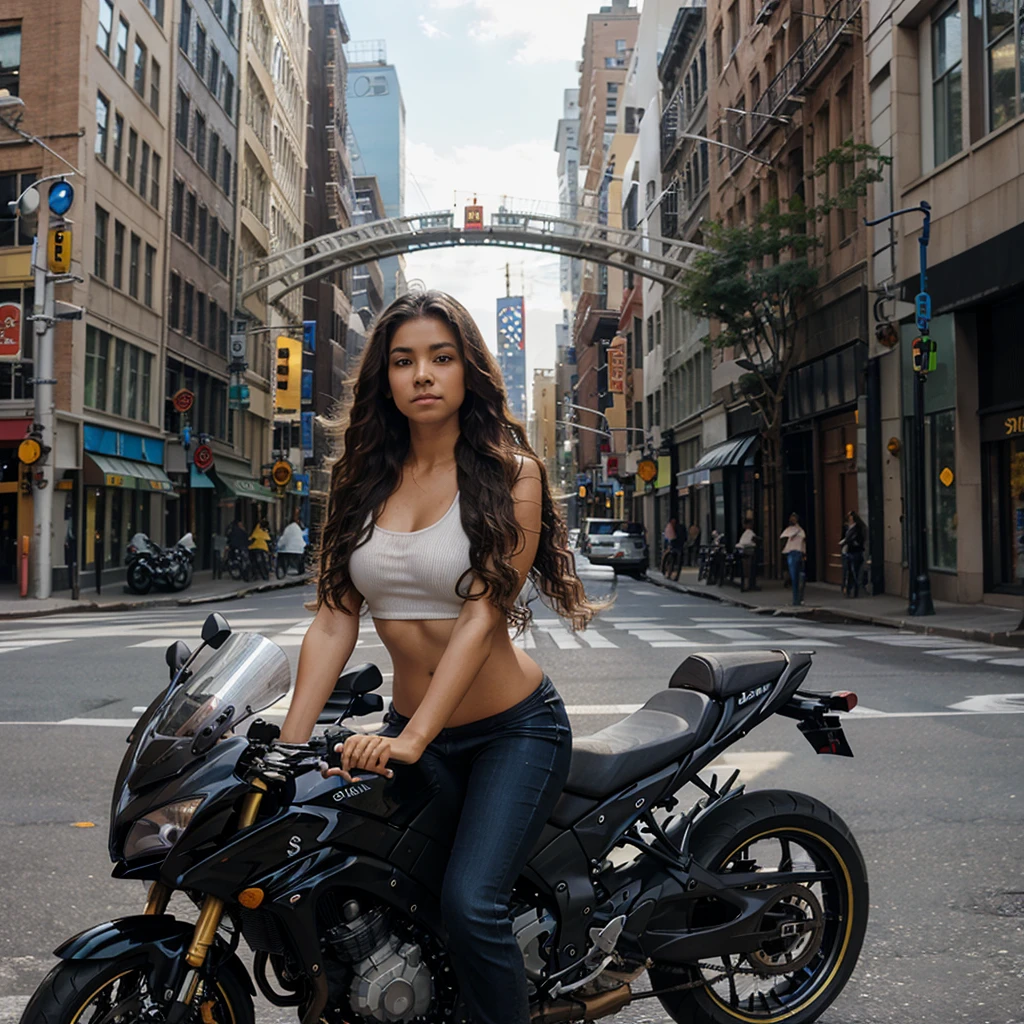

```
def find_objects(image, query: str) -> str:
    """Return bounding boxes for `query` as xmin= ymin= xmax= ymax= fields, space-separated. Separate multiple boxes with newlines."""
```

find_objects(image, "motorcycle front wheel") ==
xmin=651 ymin=790 xmax=868 ymax=1024
xmin=126 ymin=562 xmax=153 ymax=595
xmin=19 ymin=956 xmax=254 ymax=1024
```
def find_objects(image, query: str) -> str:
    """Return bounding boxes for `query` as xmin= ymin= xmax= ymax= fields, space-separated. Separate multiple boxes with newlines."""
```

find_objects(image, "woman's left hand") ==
xmin=326 ymin=732 xmax=424 ymax=782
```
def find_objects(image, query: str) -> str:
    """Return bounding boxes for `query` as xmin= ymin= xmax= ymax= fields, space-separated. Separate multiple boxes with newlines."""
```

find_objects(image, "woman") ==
xmin=279 ymin=291 xmax=602 ymax=1024
xmin=842 ymin=510 xmax=866 ymax=597
xmin=661 ymin=517 xmax=680 ymax=576
xmin=277 ymin=511 xmax=307 ymax=575
xmin=780 ymin=512 xmax=807 ymax=605
xmin=247 ymin=519 xmax=270 ymax=579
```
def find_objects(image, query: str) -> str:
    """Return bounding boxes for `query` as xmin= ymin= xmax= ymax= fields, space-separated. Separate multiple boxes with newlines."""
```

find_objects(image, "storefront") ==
xmin=677 ymin=432 xmax=759 ymax=548
xmin=0 ymin=418 xmax=32 ymax=587
xmin=82 ymin=426 xmax=173 ymax=588
xmin=210 ymin=458 xmax=279 ymax=542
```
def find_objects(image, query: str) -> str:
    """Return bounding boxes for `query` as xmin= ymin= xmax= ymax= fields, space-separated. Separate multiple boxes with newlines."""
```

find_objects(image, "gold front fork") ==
xmin=186 ymin=779 xmax=268 ymax=968
xmin=143 ymin=881 xmax=172 ymax=915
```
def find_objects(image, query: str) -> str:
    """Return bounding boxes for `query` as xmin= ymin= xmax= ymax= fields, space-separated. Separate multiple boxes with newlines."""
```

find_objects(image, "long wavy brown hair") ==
xmin=315 ymin=290 xmax=606 ymax=632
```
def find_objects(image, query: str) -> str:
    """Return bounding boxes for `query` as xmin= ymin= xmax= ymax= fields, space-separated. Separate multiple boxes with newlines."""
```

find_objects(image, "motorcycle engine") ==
xmin=511 ymin=904 xmax=557 ymax=994
xmin=326 ymin=899 xmax=433 ymax=1023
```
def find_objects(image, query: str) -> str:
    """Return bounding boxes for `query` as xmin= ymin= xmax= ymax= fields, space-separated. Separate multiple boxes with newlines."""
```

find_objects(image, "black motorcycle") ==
xmin=126 ymin=533 xmax=195 ymax=594
xmin=20 ymin=613 xmax=868 ymax=1024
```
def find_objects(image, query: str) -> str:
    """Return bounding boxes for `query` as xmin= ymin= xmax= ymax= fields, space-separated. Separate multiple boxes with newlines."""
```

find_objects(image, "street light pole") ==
xmin=864 ymin=201 xmax=935 ymax=616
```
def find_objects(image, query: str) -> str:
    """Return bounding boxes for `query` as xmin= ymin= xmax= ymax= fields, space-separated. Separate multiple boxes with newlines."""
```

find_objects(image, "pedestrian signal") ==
xmin=911 ymin=335 xmax=936 ymax=374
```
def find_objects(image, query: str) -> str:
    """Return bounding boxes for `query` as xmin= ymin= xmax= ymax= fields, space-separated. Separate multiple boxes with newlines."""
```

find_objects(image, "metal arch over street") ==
xmin=240 ymin=209 xmax=706 ymax=308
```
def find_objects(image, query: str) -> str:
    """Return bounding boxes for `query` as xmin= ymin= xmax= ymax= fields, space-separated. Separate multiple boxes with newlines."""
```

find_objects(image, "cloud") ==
xmin=429 ymin=0 xmax=610 ymax=63
xmin=402 ymin=137 xmax=569 ymax=385
xmin=417 ymin=15 xmax=448 ymax=39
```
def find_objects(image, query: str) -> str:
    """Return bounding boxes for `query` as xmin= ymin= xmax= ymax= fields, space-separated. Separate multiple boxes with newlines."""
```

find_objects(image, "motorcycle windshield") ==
xmin=149 ymin=632 xmax=291 ymax=739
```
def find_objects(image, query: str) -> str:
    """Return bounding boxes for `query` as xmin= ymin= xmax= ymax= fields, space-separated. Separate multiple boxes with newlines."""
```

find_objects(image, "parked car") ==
xmin=582 ymin=519 xmax=649 ymax=577
xmin=577 ymin=517 xmax=621 ymax=557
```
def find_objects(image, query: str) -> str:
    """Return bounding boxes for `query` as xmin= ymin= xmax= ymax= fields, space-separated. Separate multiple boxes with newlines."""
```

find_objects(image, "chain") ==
xmin=630 ymin=959 xmax=764 ymax=1001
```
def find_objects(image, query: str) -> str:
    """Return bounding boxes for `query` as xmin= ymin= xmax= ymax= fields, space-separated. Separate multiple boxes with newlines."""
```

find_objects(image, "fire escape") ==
xmin=748 ymin=0 xmax=862 ymax=148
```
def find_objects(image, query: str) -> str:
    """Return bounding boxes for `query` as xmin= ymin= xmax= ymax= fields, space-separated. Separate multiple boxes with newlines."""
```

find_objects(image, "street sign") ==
xmin=915 ymin=292 xmax=931 ymax=330
xmin=271 ymin=460 xmax=293 ymax=489
xmin=47 ymin=180 xmax=74 ymax=216
xmin=193 ymin=444 xmax=214 ymax=471
xmin=607 ymin=456 xmax=619 ymax=478
xmin=47 ymin=227 xmax=71 ymax=274
xmin=18 ymin=437 xmax=42 ymax=465
xmin=229 ymin=333 xmax=246 ymax=362
xmin=608 ymin=337 xmax=626 ymax=394
xmin=303 ymin=320 xmax=316 ymax=352
xmin=0 ymin=302 xmax=21 ymax=360
xmin=637 ymin=458 xmax=658 ymax=483
xmin=172 ymin=388 xmax=195 ymax=413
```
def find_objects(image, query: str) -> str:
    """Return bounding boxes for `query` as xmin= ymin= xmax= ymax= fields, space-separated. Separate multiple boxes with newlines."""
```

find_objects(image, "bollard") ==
xmin=19 ymin=535 xmax=29 ymax=598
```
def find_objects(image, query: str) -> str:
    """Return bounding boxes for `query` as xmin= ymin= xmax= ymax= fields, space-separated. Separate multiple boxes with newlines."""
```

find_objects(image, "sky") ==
xmin=341 ymin=0 xmax=621 ymax=416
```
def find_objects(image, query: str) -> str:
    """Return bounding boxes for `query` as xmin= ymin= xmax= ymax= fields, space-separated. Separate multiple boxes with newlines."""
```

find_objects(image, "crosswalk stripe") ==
xmin=578 ymin=630 xmax=617 ymax=648
xmin=709 ymin=628 xmax=766 ymax=640
xmin=538 ymin=625 xmax=581 ymax=650
xmin=631 ymin=629 xmax=695 ymax=642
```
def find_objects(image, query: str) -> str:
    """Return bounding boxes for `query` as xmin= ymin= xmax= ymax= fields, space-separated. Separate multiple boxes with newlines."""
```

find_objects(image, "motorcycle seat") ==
xmin=564 ymin=689 xmax=716 ymax=800
xmin=669 ymin=651 xmax=789 ymax=701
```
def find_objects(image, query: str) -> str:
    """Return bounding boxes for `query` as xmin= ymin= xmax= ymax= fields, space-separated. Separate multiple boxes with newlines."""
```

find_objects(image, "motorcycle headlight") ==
xmin=124 ymin=797 xmax=203 ymax=861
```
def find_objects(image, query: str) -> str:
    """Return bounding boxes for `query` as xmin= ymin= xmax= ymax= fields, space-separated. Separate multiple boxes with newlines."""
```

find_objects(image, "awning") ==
xmin=86 ymin=453 xmax=174 ymax=492
xmin=190 ymin=465 xmax=215 ymax=489
xmin=211 ymin=470 xmax=278 ymax=500
xmin=692 ymin=433 xmax=760 ymax=472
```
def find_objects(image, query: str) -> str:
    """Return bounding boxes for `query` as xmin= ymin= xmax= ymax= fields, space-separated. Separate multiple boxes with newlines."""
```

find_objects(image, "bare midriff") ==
xmin=374 ymin=616 xmax=545 ymax=726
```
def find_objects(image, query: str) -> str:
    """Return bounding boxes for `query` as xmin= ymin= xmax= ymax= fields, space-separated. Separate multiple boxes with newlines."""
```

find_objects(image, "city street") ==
xmin=0 ymin=560 xmax=1022 ymax=1023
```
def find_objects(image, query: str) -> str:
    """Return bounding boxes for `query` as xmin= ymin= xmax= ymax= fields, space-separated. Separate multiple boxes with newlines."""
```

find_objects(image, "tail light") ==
xmin=829 ymin=691 xmax=858 ymax=712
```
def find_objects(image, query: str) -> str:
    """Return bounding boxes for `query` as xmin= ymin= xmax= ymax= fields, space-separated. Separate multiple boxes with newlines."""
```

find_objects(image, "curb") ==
xmin=0 ymin=575 xmax=312 ymax=621
xmin=646 ymin=575 xmax=1024 ymax=650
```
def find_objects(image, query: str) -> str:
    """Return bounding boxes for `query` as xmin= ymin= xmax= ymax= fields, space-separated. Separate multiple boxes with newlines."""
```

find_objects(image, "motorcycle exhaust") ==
xmin=531 ymin=982 xmax=633 ymax=1022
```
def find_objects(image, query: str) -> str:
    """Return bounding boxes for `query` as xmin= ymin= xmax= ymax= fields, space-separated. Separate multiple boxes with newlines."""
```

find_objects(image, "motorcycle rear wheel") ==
xmin=651 ymin=790 xmax=868 ymax=1024
xmin=18 ymin=956 xmax=253 ymax=1024
xmin=126 ymin=562 xmax=153 ymax=595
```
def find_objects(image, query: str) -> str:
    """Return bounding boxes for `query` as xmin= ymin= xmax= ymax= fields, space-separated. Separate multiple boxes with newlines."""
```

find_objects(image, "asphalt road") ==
xmin=0 ymin=564 xmax=1022 ymax=1024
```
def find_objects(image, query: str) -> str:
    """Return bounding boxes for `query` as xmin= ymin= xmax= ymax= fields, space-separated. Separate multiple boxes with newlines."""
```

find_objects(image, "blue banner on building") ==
xmin=301 ymin=412 xmax=314 ymax=458
xmin=301 ymin=368 xmax=313 ymax=402
xmin=303 ymin=320 xmax=316 ymax=352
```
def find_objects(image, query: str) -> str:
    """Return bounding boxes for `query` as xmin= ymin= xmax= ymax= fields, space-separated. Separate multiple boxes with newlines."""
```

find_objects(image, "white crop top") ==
xmin=347 ymin=492 xmax=473 ymax=619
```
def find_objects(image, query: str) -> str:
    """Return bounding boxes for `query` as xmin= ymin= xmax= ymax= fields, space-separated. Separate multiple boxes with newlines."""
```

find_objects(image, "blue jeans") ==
xmin=383 ymin=676 xmax=572 ymax=1024
xmin=787 ymin=550 xmax=804 ymax=604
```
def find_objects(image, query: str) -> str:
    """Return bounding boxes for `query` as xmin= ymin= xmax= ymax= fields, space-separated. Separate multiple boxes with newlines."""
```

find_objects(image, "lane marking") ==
xmin=578 ymin=630 xmax=618 ymax=649
xmin=709 ymin=628 xmax=766 ymax=640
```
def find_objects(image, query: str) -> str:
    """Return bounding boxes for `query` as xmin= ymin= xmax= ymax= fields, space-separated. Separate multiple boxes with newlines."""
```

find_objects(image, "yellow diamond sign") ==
xmin=939 ymin=466 xmax=954 ymax=488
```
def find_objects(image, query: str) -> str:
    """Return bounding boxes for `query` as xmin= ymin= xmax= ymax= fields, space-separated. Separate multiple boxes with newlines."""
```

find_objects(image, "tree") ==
xmin=675 ymin=141 xmax=890 ymax=576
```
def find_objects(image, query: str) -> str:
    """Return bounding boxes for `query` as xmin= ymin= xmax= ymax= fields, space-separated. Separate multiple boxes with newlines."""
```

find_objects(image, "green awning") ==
xmin=87 ymin=453 xmax=175 ymax=492
xmin=190 ymin=465 xmax=215 ymax=489
xmin=212 ymin=470 xmax=278 ymax=500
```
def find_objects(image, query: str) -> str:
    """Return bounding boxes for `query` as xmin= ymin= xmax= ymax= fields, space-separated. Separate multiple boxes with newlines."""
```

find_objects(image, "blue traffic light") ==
xmin=48 ymin=180 xmax=74 ymax=216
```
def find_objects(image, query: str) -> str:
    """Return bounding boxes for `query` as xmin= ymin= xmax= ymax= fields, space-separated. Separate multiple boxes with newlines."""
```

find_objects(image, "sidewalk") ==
xmin=648 ymin=566 xmax=1024 ymax=648
xmin=0 ymin=569 xmax=312 ymax=620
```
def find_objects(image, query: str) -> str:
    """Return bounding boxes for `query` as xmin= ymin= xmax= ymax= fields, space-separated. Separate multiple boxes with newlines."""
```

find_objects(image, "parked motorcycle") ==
xmin=223 ymin=545 xmax=253 ymax=582
xmin=125 ymin=532 xmax=196 ymax=594
xmin=20 ymin=613 xmax=868 ymax=1024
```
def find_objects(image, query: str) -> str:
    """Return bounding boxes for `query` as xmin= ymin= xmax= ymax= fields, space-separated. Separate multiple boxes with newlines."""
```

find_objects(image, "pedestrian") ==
xmin=277 ymin=290 xmax=605 ymax=1024
xmin=685 ymin=522 xmax=700 ymax=565
xmin=780 ymin=512 xmax=807 ymax=605
xmin=661 ymin=517 xmax=679 ymax=576
xmin=843 ymin=510 xmax=866 ymax=597
xmin=277 ymin=511 xmax=306 ymax=575
xmin=228 ymin=518 xmax=247 ymax=554
xmin=248 ymin=519 xmax=270 ymax=580
xmin=737 ymin=516 xmax=760 ymax=592
xmin=212 ymin=526 xmax=226 ymax=580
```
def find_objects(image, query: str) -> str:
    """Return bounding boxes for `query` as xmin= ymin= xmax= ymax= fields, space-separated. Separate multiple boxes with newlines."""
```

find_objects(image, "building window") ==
xmin=0 ymin=171 xmax=38 ymax=246
xmin=127 ymin=345 xmax=139 ymax=420
xmin=208 ymin=132 xmax=219 ymax=179
xmin=209 ymin=215 xmax=219 ymax=266
xmin=97 ymin=0 xmax=114 ymax=55
xmin=185 ymin=191 xmax=196 ymax=245
xmin=95 ymin=93 xmax=110 ymax=161
xmin=112 ymin=113 xmax=124 ymax=175
xmin=115 ymin=18 xmax=128 ymax=76
xmin=984 ymin=0 xmax=1017 ymax=129
xmin=183 ymin=282 xmax=195 ymax=336
xmin=209 ymin=47 xmax=220 ymax=97
xmin=144 ymin=244 xmax=155 ymax=307
xmin=198 ymin=205 xmax=207 ymax=256
xmin=143 ymin=0 xmax=164 ymax=26
xmin=931 ymin=2 xmax=963 ymax=164
xmin=139 ymin=142 xmax=150 ymax=199
xmin=179 ymin=1 xmax=191 ymax=53
xmin=150 ymin=58 xmax=160 ymax=111
xmin=218 ymin=226 xmax=229 ymax=273
xmin=195 ymin=112 xmax=206 ymax=165
xmin=128 ymin=232 xmax=140 ymax=298
xmin=126 ymin=128 xmax=137 ymax=188
xmin=221 ymin=152 xmax=232 ymax=195
xmin=729 ymin=1 xmax=741 ymax=52
xmin=112 ymin=338 xmax=126 ymax=415
xmin=85 ymin=327 xmax=109 ymax=410
xmin=208 ymin=297 xmax=218 ymax=348
xmin=112 ymin=220 xmax=124 ymax=289
xmin=197 ymin=290 xmax=207 ymax=344
xmin=133 ymin=38 xmax=146 ymax=95
xmin=150 ymin=152 xmax=160 ymax=208
xmin=227 ymin=0 xmax=237 ymax=37
xmin=168 ymin=271 xmax=181 ymax=329
xmin=195 ymin=24 xmax=206 ymax=76
xmin=926 ymin=409 xmax=957 ymax=570
xmin=219 ymin=309 xmax=228 ymax=356
xmin=175 ymin=87 xmax=190 ymax=145
xmin=94 ymin=205 xmax=108 ymax=279
xmin=141 ymin=352 xmax=152 ymax=421
xmin=223 ymin=70 xmax=234 ymax=118
xmin=172 ymin=178 xmax=184 ymax=235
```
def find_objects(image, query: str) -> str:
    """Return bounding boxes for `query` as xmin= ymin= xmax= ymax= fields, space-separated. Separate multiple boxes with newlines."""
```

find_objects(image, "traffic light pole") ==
xmin=864 ymin=201 xmax=935 ymax=616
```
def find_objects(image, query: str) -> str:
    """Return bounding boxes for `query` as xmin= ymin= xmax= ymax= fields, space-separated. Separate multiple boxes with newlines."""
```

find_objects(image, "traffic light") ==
xmin=911 ymin=335 xmax=936 ymax=374
xmin=275 ymin=336 xmax=302 ymax=413
xmin=578 ymin=484 xmax=587 ymax=499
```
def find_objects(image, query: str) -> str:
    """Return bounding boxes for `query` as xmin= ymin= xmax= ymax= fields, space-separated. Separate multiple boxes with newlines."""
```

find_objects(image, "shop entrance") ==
xmin=0 ymin=488 xmax=17 ymax=584
xmin=983 ymin=433 xmax=1024 ymax=593
xmin=820 ymin=412 xmax=858 ymax=585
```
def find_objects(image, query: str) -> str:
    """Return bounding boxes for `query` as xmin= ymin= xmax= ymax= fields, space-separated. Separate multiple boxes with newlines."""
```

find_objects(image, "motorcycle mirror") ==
xmin=201 ymin=612 xmax=232 ymax=649
xmin=335 ymin=663 xmax=383 ymax=695
xmin=318 ymin=690 xmax=383 ymax=725
xmin=165 ymin=641 xmax=191 ymax=681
